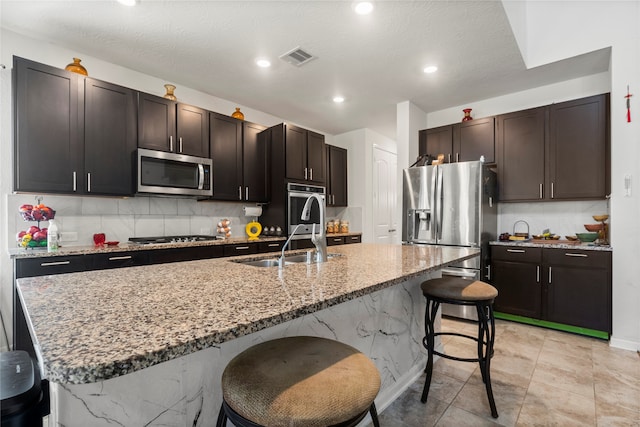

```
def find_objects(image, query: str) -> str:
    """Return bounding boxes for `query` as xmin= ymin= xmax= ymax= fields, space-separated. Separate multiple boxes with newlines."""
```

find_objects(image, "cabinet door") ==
xmin=496 ymin=108 xmax=545 ymax=201
xmin=327 ymin=236 xmax=345 ymax=246
xmin=548 ymin=94 xmax=609 ymax=200
xmin=491 ymin=260 xmax=542 ymax=318
xmin=14 ymin=57 xmax=82 ymax=193
xmin=84 ymin=78 xmax=137 ymax=196
xmin=258 ymin=241 xmax=284 ymax=253
xmin=92 ymin=251 xmax=149 ymax=270
xmin=147 ymin=246 xmax=224 ymax=264
xmin=222 ymin=243 xmax=259 ymax=257
xmin=243 ymin=122 xmax=269 ymax=202
xmin=543 ymin=248 xmax=611 ymax=332
xmin=306 ymin=131 xmax=326 ymax=184
xmin=456 ymin=117 xmax=495 ymax=163
xmin=210 ymin=113 xmax=243 ymax=200
xmin=345 ymin=235 xmax=362 ymax=244
xmin=138 ymin=92 xmax=176 ymax=152
xmin=424 ymin=126 xmax=453 ymax=163
xmin=15 ymin=255 xmax=89 ymax=278
xmin=285 ymin=125 xmax=307 ymax=181
xmin=176 ymin=103 xmax=209 ymax=157
xmin=327 ymin=145 xmax=347 ymax=206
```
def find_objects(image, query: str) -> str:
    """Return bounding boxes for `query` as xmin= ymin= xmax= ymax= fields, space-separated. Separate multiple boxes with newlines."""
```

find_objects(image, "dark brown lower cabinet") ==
xmin=490 ymin=245 xmax=611 ymax=334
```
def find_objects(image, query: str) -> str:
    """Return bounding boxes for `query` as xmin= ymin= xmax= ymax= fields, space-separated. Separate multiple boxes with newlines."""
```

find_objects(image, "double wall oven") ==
xmin=287 ymin=183 xmax=326 ymax=240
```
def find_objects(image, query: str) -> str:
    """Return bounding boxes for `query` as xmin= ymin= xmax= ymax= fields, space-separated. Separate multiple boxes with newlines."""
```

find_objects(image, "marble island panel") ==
xmin=17 ymin=243 xmax=479 ymax=385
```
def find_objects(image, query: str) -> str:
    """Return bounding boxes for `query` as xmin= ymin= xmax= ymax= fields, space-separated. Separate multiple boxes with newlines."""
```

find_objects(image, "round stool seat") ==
xmin=421 ymin=277 xmax=498 ymax=301
xmin=221 ymin=336 xmax=381 ymax=427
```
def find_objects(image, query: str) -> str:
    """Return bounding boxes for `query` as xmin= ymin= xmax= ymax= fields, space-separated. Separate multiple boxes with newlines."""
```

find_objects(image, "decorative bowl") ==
xmin=576 ymin=232 xmax=599 ymax=243
xmin=584 ymin=223 xmax=604 ymax=232
xmin=592 ymin=214 xmax=609 ymax=222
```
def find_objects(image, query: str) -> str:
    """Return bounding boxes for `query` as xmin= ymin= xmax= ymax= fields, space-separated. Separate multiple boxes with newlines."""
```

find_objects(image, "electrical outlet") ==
xmin=60 ymin=231 xmax=78 ymax=242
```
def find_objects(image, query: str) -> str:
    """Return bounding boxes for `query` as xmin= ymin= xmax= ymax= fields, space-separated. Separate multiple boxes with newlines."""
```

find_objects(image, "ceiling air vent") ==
xmin=279 ymin=47 xmax=316 ymax=67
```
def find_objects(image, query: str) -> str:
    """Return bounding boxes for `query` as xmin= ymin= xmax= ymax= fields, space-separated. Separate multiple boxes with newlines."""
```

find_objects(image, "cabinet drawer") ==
xmin=92 ymin=251 xmax=149 ymax=270
xmin=223 ymin=243 xmax=258 ymax=257
xmin=543 ymin=248 xmax=611 ymax=268
xmin=258 ymin=241 xmax=284 ymax=253
xmin=148 ymin=246 xmax=224 ymax=264
xmin=15 ymin=255 xmax=88 ymax=278
xmin=345 ymin=235 xmax=362 ymax=244
xmin=327 ymin=236 xmax=345 ymax=246
xmin=491 ymin=246 xmax=542 ymax=263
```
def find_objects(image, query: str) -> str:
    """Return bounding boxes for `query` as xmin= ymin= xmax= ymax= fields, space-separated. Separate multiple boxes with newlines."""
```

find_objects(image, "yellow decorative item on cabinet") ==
xmin=163 ymin=84 xmax=177 ymax=101
xmin=231 ymin=108 xmax=245 ymax=120
xmin=65 ymin=58 xmax=88 ymax=76
xmin=245 ymin=221 xmax=262 ymax=240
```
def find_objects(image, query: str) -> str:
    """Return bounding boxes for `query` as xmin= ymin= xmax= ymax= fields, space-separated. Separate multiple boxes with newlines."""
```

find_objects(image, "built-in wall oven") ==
xmin=137 ymin=148 xmax=212 ymax=197
xmin=287 ymin=183 xmax=325 ymax=239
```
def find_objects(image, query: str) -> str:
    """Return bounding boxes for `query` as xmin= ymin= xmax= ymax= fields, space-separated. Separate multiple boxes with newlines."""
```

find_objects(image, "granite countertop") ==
xmin=9 ymin=233 xmax=364 ymax=259
xmin=17 ymin=243 xmax=478 ymax=385
xmin=490 ymin=240 xmax=612 ymax=252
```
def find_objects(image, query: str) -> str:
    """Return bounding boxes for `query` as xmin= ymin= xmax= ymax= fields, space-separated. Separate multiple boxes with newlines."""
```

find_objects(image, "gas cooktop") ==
xmin=128 ymin=235 xmax=221 ymax=245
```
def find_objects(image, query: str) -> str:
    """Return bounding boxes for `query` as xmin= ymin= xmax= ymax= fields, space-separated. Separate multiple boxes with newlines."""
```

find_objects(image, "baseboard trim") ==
xmin=609 ymin=336 xmax=640 ymax=352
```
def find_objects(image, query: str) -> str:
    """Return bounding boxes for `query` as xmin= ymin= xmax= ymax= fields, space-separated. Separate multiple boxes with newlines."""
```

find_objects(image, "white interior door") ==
xmin=373 ymin=146 xmax=398 ymax=243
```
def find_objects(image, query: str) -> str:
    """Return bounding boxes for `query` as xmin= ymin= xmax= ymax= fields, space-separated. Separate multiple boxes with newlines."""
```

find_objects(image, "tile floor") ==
xmin=372 ymin=317 xmax=640 ymax=427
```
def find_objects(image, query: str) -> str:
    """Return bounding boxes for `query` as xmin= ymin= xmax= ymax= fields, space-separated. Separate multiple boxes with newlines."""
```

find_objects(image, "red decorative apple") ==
xmin=16 ymin=231 xmax=26 ymax=242
xmin=32 ymin=230 xmax=48 ymax=241
xmin=19 ymin=204 xmax=33 ymax=212
xmin=28 ymin=225 xmax=40 ymax=235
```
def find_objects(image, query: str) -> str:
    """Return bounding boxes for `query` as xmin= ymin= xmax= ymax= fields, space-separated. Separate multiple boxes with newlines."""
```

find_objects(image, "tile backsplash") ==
xmin=6 ymin=194 xmax=364 ymax=249
xmin=498 ymin=199 xmax=610 ymax=238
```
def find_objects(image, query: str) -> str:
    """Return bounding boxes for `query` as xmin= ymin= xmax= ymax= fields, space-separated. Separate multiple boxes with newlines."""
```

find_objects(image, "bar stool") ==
xmin=420 ymin=277 xmax=499 ymax=418
xmin=216 ymin=336 xmax=381 ymax=427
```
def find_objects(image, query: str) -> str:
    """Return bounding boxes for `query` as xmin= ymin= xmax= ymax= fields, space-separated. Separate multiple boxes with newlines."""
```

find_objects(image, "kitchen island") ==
xmin=17 ymin=243 xmax=479 ymax=426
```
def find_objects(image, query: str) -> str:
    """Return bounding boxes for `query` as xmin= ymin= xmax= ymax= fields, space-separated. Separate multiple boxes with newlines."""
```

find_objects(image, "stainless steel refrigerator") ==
xmin=402 ymin=160 xmax=497 ymax=320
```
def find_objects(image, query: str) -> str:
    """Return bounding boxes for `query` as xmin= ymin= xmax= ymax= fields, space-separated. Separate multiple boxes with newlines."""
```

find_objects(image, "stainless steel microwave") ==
xmin=137 ymin=148 xmax=213 ymax=196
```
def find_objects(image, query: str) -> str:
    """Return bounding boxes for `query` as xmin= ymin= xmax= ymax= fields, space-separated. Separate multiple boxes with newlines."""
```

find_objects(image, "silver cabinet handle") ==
xmin=507 ymin=249 xmax=525 ymax=253
xmin=456 ymin=153 xmax=460 ymax=162
xmin=548 ymin=266 xmax=552 ymax=284
xmin=448 ymin=153 xmax=452 ymax=163
xmin=565 ymin=253 xmax=588 ymax=258
xmin=539 ymin=183 xmax=543 ymax=199
xmin=235 ymin=246 xmax=250 ymax=250
xmin=109 ymin=256 xmax=132 ymax=261
xmin=310 ymin=168 xmax=313 ymax=180
xmin=333 ymin=238 xmax=342 ymax=242
xmin=304 ymin=167 xmax=308 ymax=180
xmin=536 ymin=265 xmax=540 ymax=283
xmin=245 ymin=187 xmax=249 ymax=200
xmin=87 ymin=172 xmax=91 ymax=192
xmin=350 ymin=236 xmax=359 ymax=240
xmin=40 ymin=261 xmax=70 ymax=267
xmin=551 ymin=182 xmax=555 ymax=199
xmin=489 ymin=197 xmax=493 ymax=208
xmin=73 ymin=171 xmax=77 ymax=192
xmin=238 ymin=186 xmax=242 ymax=200
xmin=267 ymin=243 xmax=280 ymax=247
xmin=179 ymin=137 xmax=183 ymax=153
xmin=486 ymin=265 xmax=491 ymax=281
xmin=170 ymin=136 xmax=174 ymax=152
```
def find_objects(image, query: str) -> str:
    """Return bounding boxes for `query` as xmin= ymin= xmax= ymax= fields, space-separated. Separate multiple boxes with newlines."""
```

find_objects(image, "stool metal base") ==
xmin=216 ymin=400 xmax=380 ymax=427
xmin=421 ymin=297 xmax=498 ymax=418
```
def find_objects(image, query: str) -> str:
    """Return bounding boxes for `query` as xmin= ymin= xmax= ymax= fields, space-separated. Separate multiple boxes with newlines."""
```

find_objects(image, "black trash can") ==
xmin=1 ymin=351 xmax=49 ymax=427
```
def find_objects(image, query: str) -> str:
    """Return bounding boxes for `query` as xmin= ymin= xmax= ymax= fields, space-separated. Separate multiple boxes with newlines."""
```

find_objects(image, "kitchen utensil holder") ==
xmin=513 ymin=220 xmax=530 ymax=237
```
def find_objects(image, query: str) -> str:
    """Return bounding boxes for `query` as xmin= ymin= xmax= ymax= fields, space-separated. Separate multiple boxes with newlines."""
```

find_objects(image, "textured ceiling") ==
xmin=1 ymin=1 xmax=610 ymax=139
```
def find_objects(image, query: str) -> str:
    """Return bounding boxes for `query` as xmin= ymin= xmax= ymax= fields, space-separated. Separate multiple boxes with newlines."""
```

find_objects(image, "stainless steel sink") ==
xmin=233 ymin=253 xmax=342 ymax=268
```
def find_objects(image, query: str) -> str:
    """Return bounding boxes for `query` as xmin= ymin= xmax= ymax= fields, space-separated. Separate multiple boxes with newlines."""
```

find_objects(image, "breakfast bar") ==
xmin=17 ymin=243 xmax=478 ymax=426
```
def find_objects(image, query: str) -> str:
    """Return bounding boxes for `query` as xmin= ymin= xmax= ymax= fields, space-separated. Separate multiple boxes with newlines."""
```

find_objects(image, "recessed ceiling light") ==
xmin=117 ymin=0 xmax=137 ymax=6
xmin=333 ymin=96 xmax=345 ymax=103
xmin=354 ymin=2 xmax=374 ymax=15
xmin=256 ymin=59 xmax=271 ymax=68
xmin=423 ymin=65 xmax=438 ymax=74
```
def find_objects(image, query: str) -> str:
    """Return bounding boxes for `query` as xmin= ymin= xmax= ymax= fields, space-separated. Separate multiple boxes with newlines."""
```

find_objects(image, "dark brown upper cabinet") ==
xmin=496 ymin=107 xmax=546 ymax=201
xmin=83 ymin=78 xmax=137 ymax=195
xmin=209 ymin=113 xmax=268 ymax=202
xmin=497 ymin=93 xmax=609 ymax=202
xmin=418 ymin=117 xmax=495 ymax=164
xmin=138 ymin=93 xmax=209 ymax=158
xmin=14 ymin=56 xmax=82 ymax=194
xmin=13 ymin=56 xmax=136 ymax=196
xmin=547 ymin=94 xmax=609 ymax=200
xmin=282 ymin=124 xmax=326 ymax=184
xmin=326 ymin=145 xmax=347 ymax=207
